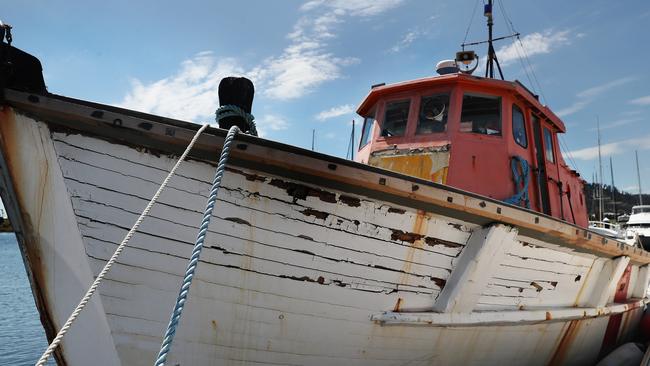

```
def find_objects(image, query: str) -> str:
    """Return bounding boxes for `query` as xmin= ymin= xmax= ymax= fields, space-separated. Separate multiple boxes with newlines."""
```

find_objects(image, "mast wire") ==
xmin=462 ymin=0 xmax=481 ymax=47
xmin=496 ymin=0 xmax=547 ymax=104
xmin=559 ymin=135 xmax=581 ymax=177
xmin=495 ymin=1 xmax=535 ymax=91
xmin=496 ymin=1 xmax=579 ymax=177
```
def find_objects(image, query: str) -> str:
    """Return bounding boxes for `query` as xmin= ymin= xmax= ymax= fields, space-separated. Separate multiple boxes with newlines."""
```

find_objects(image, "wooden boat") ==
xmin=2 ymin=6 xmax=650 ymax=365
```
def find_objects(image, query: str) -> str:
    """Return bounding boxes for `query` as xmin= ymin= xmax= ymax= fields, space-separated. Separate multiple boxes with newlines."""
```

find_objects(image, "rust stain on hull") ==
xmin=399 ymin=210 xmax=429 ymax=290
xmin=0 ymin=107 xmax=67 ymax=365
xmin=547 ymin=319 xmax=581 ymax=366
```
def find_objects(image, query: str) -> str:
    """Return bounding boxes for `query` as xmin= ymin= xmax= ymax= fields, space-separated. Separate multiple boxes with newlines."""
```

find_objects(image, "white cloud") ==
xmin=556 ymin=76 xmax=636 ymax=117
xmin=476 ymin=29 xmax=572 ymax=77
xmin=556 ymin=100 xmax=590 ymax=118
xmin=258 ymin=0 xmax=400 ymax=100
xmin=623 ymin=110 xmax=643 ymax=116
xmin=588 ymin=117 xmax=642 ymax=131
xmin=316 ymin=104 xmax=355 ymax=121
xmin=496 ymin=30 xmax=571 ymax=67
xmin=301 ymin=0 xmax=404 ymax=17
xmin=120 ymin=1 xmax=404 ymax=116
xmin=568 ymin=134 xmax=650 ymax=160
xmin=389 ymin=30 xmax=422 ymax=53
xmin=255 ymin=114 xmax=289 ymax=137
xmin=577 ymin=77 xmax=636 ymax=99
xmin=258 ymin=52 xmax=358 ymax=100
xmin=629 ymin=95 xmax=650 ymax=106
xmin=120 ymin=53 xmax=249 ymax=122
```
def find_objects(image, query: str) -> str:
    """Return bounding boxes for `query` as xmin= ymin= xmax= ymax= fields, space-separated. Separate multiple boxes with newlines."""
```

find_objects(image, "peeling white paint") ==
xmin=0 ymin=111 xmax=647 ymax=366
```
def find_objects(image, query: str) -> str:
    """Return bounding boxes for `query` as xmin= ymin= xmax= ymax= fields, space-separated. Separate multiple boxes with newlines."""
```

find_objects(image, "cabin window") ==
xmin=459 ymin=94 xmax=501 ymax=136
xmin=512 ymin=105 xmax=527 ymax=148
xmin=359 ymin=116 xmax=375 ymax=149
xmin=543 ymin=127 xmax=555 ymax=163
xmin=381 ymin=100 xmax=410 ymax=137
xmin=417 ymin=93 xmax=449 ymax=134
xmin=633 ymin=207 xmax=650 ymax=214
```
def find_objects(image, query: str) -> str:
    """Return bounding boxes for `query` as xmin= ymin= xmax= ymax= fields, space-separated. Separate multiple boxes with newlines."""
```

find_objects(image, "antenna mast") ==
xmin=636 ymin=150 xmax=643 ymax=205
xmin=459 ymin=0 xmax=518 ymax=79
xmin=484 ymin=0 xmax=504 ymax=79
xmin=346 ymin=120 xmax=356 ymax=160
xmin=597 ymin=118 xmax=603 ymax=222
xmin=610 ymin=156 xmax=616 ymax=217
xmin=350 ymin=120 xmax=355 ymax=160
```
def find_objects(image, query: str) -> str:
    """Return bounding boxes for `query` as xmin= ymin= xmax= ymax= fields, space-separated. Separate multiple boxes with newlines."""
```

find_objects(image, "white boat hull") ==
xmin=1 ymin=94 xmax=649 ymax=366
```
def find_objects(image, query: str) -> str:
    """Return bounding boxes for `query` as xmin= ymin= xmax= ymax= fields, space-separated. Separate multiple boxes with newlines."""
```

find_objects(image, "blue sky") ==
xmin=4 ymin=0 xmax=650 ymax=200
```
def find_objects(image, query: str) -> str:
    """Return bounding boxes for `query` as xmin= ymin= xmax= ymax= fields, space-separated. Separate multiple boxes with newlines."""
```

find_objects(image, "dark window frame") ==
xmin=358 ymin=115 xmax=375 ymax=150
xmin=380 ymin=99 xmax=411 ymax=138
xmin=512 ymin=104 xmax=528 ymax=148
xmin=416 ymin=92 xmax=451 ymax=135
xmin=543 ymin=127 xmax=555 ymax=163
xmin=459 ymin=93 xmax=503 ymax=137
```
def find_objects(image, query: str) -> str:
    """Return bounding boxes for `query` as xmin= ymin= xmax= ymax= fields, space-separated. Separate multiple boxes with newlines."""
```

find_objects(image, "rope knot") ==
xmin=216 ymin=105 xmax=257 ymax=136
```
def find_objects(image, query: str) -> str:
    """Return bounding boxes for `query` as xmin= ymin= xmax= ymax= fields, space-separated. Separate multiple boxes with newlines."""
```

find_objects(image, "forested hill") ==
xmin=583 ymin=182 xmax=650 ymax=219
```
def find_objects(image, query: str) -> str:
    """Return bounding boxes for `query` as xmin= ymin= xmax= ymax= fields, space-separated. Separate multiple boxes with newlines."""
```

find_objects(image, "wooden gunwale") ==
xmin=3 ymin=88 xmax=648 ymax=265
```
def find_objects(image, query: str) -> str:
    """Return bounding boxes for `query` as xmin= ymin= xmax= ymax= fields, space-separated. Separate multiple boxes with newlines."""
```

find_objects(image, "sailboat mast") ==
xmin=597 ymin=118 xmax=603 ymax=222
xmin=609 ymin=156 xmax=616 ymax=217
xmin=636 ymin=150 xmax=643 ymax=205
xmin=351 ymin=119 xmax=355 ymax=161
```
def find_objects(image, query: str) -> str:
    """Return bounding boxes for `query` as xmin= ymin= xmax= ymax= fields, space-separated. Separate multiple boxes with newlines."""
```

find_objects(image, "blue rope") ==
xmin=154 ymin=125 xmax=240 ymax=366
xmin=216 ymin=104 xmax=257 ymax=136
xmin=504 ymin=155 xmax=530 ymax=208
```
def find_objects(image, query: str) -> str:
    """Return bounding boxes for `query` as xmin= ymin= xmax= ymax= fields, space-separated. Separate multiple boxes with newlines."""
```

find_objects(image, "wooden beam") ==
xmin=578 ymin=256 xmax=630 ymax=308
xmin=373 ymin=299 xmax=646 ymax=326
xmin=632 ymin=265 xmax=650 ymax=299
xmin=433 ymin=224 xmax=518 ymax=313
xmin=6 ymin=89 xmax=650 ymax=265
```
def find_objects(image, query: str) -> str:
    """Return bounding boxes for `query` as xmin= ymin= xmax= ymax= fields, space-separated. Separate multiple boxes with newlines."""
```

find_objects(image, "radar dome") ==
xmin=436 ymin=60 xmax=459 ymax=75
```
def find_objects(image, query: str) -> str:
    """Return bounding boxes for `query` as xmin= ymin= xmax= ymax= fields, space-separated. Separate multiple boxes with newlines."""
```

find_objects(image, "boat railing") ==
xmin=589 ymin=221 xmax=621 ymax=231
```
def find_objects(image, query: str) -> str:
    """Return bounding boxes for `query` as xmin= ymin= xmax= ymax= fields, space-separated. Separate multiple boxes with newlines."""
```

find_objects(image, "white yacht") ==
xmin=588 ymin=219 xmax=622 ymax=239
xmin=624 ymin=205 xmax=650 ymax=249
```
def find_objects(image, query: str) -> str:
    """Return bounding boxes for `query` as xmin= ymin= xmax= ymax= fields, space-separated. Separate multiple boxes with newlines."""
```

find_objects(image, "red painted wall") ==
xmin=356 ymin=78 xmax=588 ymax=227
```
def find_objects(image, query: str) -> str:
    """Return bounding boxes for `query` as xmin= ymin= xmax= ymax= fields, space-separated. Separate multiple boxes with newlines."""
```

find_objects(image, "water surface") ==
xmin=0 ymin=233 xmax=54 ymax=365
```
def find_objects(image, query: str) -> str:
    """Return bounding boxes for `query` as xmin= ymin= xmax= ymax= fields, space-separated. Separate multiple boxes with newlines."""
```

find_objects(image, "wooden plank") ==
xmin=69 ymin=190 xmax=454 ymax=281
xmin=632 ymin=265 xmax=650 ymax=298
xmin=87 ymin=255 xmax=436 ymax=317
xmin=432 ymin=224 xmax=518 ymax=313
xmin=83 ymin=228 xmax=440 ymax=295
xmin=578 ymin=256 xmax=630 ymax=307
xmin=56 ymin=150 xmax=467 ymax=259
xmin=507 ymin=239 xmax=594 ymax=268
xmin=53 ymin=136 xmax=473 ymax=250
